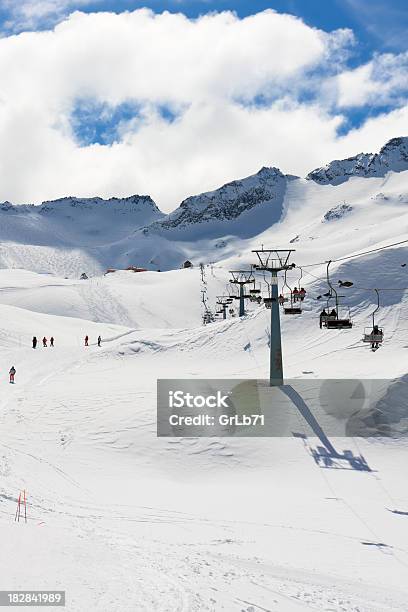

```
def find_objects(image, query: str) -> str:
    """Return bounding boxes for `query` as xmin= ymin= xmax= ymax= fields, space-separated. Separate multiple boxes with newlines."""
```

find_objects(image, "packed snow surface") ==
xmin=0 ymin=139 xmax=408 ymax=611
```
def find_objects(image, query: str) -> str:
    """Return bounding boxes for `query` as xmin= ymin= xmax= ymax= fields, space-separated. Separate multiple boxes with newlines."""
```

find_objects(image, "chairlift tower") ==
xmin=229 ymin=270 xmax=255 ymax=317
xmin=252 ymin=249 xmax=296 ymax=386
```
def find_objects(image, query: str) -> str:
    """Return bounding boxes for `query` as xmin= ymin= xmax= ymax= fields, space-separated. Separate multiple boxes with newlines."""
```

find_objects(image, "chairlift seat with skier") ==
xmin=282 ymin=271 xmax=303 ymax=315
xmin=321 ymin=261 xmax=353 ymax=329
xmin=363 ymin=327 xmax=384 ymax=343
xmin=362 ymin=289 xmax=383 ymax=348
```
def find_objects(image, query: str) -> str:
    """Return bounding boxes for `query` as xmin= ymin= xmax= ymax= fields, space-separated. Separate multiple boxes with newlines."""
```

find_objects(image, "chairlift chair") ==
xmin=321 ymin=261 xmax=352 ymax=328
xmin=362 ymin=289 xmax=384 ymax=347
xmin=363 ymin=327 xmax=384 ymax=342
xmin=249 ymin=286 xmax=261 ymax=302
xmin=261 ymin=274 xmax=273 ymax=309
xmin=282 ymin=269 xmax=302 ymax=315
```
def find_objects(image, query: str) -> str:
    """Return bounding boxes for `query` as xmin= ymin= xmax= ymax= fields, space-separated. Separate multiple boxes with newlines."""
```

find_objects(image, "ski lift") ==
xmin=297 ymin=267 xmax=307 ymax=302
xmin=283 ymin=269 xmax=302 ymax=315
xmin=261 ymin=274 xmax=273 ymax=309
xmin=363 ymin=288 xmax=384 ymax=350
xmin=321 ymin=261 xmax=352 ymax=329
xmin=249 ymin=283 xmax=262 ymax=301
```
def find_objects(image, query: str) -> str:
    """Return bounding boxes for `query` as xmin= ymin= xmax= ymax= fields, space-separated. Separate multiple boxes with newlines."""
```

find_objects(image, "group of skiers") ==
xmin=32 ymin=336 xmax=55 ymax=348
xmin=278 ymin=287 xmax=307 ymax=306
xmin=7 ymin=335 xmax=104 ymax=384
xmin=31 ymin=335 xmax=102 ymax=348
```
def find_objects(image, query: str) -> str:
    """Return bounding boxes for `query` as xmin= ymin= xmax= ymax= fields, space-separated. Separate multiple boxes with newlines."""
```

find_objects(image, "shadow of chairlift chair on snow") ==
xmin=283 ymin=385 xmax=371 ymax=472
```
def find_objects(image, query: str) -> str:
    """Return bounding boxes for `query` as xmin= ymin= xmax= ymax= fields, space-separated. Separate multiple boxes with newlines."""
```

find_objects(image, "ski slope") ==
xmin=0 ymin=255 xmax=408 ymax=610
xmin=0 ymin=162 xmax=408 ymax=610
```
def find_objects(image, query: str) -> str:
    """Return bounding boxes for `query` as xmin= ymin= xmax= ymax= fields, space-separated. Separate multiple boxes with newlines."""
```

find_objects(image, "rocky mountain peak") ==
xmin=306 ymin=136 xmax=408 ymax=185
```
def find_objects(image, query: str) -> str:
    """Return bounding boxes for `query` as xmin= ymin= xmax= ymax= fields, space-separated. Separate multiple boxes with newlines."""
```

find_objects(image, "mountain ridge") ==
xmin=0 ymin=136 xmax=407 ymax=275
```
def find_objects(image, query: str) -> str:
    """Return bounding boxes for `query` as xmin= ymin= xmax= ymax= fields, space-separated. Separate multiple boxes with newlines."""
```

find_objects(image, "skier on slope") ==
xmin=50 ymin=337 xmax=54 ymax=347
xmin=97 ymin=335 xmax=102 ymax=347
xmin=32 ymin=336 xmax=37 ymax=349
xmin=42 ymin=337 xmax=48 ymax=347
xmin=84 ymin=335 xmax=89 ymax=347
xmin=9 ymin=366 xmax=16 ymax=384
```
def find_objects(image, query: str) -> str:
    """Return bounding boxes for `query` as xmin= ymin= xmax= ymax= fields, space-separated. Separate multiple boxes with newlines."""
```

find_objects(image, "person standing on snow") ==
xmin=9 ymin=366 xmax=16 ymax=384
xmin=84 ymin=335 xmax=89 ymax=347
xmin=32 ymin=336 xmax=37 ymax=349
xmin=97 ymin=335 xmax=101 ymax=347
xmin=42 ymin=337 xmax=48 ymax=347
xmin=50 ymin=337 xmax=54 ymax=347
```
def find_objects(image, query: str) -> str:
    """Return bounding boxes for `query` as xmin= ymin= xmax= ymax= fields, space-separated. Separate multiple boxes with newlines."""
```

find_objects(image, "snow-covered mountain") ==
xmin=307 ymin=136 xmax=408 ymax=185
xmin=0 ymin=136 xmax=407 ymax=276
xmin=0 ymin=194 xmax=163 ymax=246
xmin=144 ymin=166 xmax=296 ymax=240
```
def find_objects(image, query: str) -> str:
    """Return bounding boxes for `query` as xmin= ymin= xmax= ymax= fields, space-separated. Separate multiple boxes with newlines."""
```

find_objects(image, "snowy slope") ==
xmin=0 ymin=137 xmax=408 ymax=611
xmin=0 ymin=195 xmax=164 ymax=276
xmin=0 ymin=137 xmax=407 ymax=275
xmin=0 ymin=261 xmax=408 ymax=610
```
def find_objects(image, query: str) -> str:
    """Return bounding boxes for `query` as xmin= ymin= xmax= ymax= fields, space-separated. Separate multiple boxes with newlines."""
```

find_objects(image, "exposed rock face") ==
xmin=323 ymin=203 xmax=353 ymax=222
xmin=148 ymin=167 xmax=295 ymax=232
xmin=307 ymin=137 xmax=408 ymax=185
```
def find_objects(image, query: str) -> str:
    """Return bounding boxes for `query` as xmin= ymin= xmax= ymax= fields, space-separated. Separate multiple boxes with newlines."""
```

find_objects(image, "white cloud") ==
xmin=0 ymin=8 xmax=405 ymax=211
xmin=336 ymin=52 xmax=408 ymax=107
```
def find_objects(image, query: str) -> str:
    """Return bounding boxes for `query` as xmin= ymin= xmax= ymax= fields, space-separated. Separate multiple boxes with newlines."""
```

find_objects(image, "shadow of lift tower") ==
xmin=252 ymin=248 xmax=371 ymax=472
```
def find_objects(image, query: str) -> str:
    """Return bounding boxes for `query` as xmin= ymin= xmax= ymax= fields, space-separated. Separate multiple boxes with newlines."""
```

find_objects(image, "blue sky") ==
xmin=0 ymin=0 xmax=406 ymax=208
xmin=2 ymin=0 xmax=407 ymax=55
